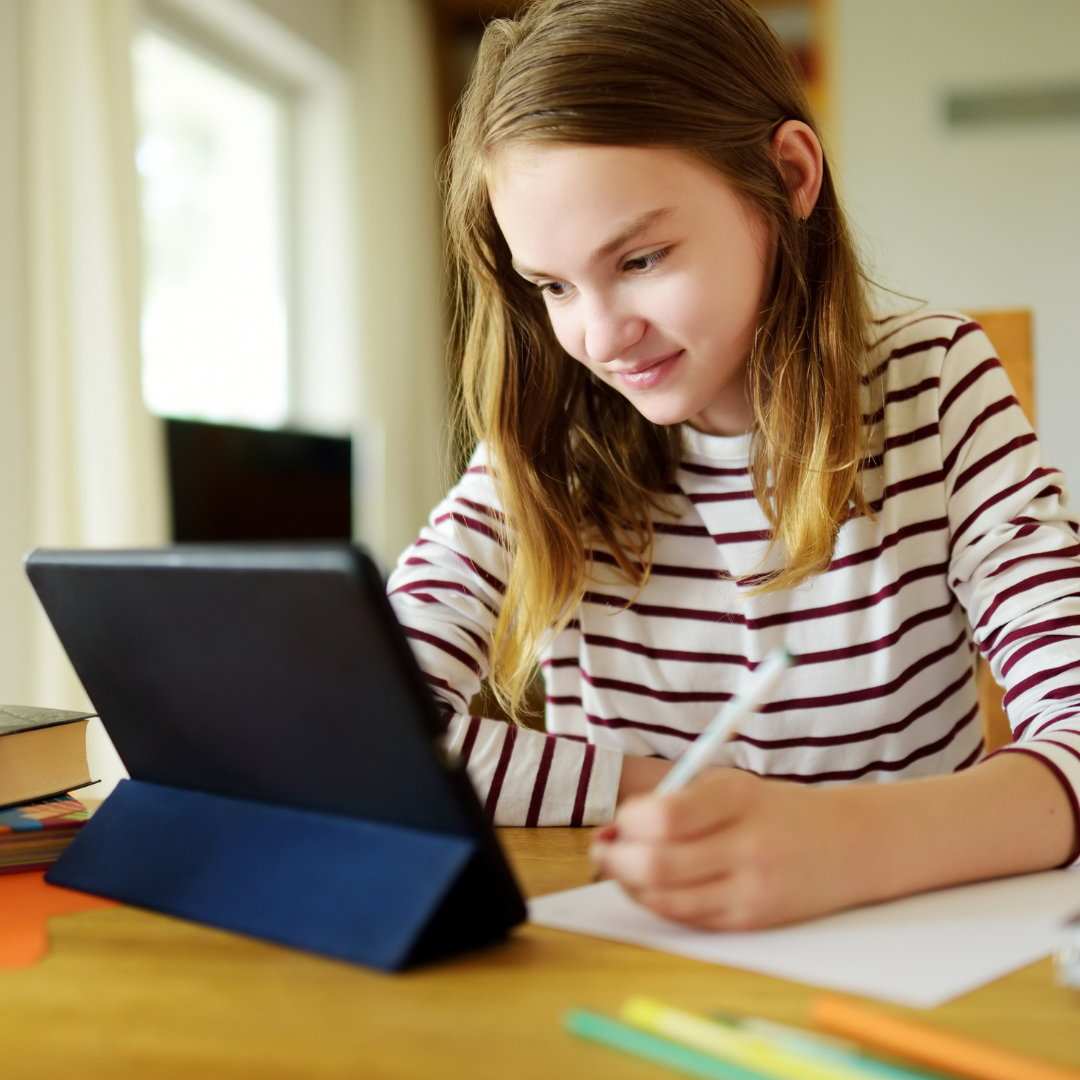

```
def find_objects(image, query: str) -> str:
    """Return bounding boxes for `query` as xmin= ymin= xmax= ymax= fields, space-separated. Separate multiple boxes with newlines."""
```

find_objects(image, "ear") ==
xmin=771 ymin=120 xmax=824 ymax=220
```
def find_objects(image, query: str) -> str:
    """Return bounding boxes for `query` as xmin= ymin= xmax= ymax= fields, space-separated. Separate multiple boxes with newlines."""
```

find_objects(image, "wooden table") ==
xmin=1 ymin=828 xmax=1078 ymax=1079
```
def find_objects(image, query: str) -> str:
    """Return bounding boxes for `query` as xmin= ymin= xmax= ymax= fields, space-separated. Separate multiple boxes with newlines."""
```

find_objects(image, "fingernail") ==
xmin=595 ymin=824 xmax=618 ymax=842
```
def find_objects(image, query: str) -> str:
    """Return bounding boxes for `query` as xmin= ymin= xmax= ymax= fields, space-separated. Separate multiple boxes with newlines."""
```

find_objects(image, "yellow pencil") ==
xmin=621 ymin=998 xmax=908 ymax=1080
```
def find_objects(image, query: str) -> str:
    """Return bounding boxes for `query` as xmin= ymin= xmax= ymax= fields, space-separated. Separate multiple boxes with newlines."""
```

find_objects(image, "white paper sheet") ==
xmin=528 ymin=870 xmax=1080 ymax=1007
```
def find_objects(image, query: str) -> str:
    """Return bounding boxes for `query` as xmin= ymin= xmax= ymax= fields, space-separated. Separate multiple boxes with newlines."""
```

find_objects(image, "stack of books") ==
xmin=0 ymin=705 xmax=97 ymax=874
xmin=0 ymin=795 xmax=90 ymax=874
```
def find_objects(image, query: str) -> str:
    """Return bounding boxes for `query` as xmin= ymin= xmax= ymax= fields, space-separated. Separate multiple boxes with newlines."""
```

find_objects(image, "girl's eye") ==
xmin=538 ymin=280 xmax=569 ymax=299
xmin=623 ymin=247 xmax=668 ymax=272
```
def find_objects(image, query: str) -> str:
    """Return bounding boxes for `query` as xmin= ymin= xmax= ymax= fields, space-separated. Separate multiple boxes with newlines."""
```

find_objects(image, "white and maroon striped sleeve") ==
xmin=386 ymin=445 xmax=621 ymax=826
xmin=940 ymin=318 xmax=1080 ymax=838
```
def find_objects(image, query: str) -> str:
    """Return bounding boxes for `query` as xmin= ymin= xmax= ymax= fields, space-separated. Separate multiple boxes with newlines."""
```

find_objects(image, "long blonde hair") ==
xmin=445 ymin=0 xmax=870 ymax=717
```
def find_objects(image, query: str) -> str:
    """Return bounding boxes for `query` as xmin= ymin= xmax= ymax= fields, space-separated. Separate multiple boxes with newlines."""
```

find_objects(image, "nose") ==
xmin=582 ymin=295 xmax=646 ymax=365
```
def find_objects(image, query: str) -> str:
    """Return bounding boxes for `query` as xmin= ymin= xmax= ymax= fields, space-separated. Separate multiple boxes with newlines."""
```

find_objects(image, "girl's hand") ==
xmin=591 ymin=768 xmax=856 ymax=930
xmin=594 ymin=753 xmax=1076 ymax=930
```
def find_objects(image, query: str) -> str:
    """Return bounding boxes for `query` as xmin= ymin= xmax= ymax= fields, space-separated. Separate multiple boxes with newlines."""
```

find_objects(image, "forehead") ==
xmin=489 ymin=142 xmax=714 ymax=214
xmin=488 ymin=142 xmax=748 ymax=269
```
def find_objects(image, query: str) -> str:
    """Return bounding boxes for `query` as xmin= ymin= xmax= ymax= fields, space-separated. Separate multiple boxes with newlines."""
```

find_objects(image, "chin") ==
xmin=626 ymin=400 xmax=697 ymax=428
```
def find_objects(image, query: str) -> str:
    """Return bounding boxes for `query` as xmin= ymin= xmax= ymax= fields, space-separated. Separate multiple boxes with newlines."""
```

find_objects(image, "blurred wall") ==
xmin=0 ymin=0 xmax=33 ymax=704
xmin=247 ymin=0 xmax=349 ymax=63
xmin=146 ymin=0 xmax=447 ymax=569
xmin=836 ymin=0 xmax=1080 ymax=488
xmin=244 ymin=0 xmax=449 ymax=569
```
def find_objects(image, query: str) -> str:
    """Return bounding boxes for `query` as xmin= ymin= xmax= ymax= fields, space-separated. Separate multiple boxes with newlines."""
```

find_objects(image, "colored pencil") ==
xmin=565 ymin=1008 xmax=775 ymax=1080
xmin=622 ymin=998 xmax=928 ymax=1080
xmin=656 ymin=647 xmax=793 ymax=796
xmin=713 ymin=1015 xmax=936 ymax=1080
xmin=813 ymin=995 xmax=1080 ymax=1080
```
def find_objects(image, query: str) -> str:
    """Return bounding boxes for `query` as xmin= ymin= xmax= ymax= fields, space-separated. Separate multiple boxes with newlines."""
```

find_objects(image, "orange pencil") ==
xmin=812 ymin=995 xmax=1080 ymax=1080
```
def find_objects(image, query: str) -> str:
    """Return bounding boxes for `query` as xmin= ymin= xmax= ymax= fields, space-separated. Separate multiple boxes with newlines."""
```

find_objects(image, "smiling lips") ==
xmin=614 ymin=349 xmax=684 ymax=391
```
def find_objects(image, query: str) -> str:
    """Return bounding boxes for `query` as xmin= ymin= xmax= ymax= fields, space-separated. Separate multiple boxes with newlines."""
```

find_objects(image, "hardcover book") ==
xmin=0 ymin=706 xmax=96 ymax=810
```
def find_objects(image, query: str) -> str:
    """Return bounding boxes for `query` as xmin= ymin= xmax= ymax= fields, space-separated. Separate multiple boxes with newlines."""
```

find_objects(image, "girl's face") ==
xmin=490 ymin=143 xmax=774 ymax=436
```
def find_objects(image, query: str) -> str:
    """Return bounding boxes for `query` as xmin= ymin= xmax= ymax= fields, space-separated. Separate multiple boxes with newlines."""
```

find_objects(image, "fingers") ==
xmin=621 ymin=874 xmax=775 ymax=931
xmin=615 ymin=767 xmax=758 ymax=843
xmin=595 ymin=826 xmax=795 ymax=931
xmin=590 ymin=770 xmax=844 ymax=930
xmin=589 ymin=768 xmax=789 ymax=928
xmin=590 ymin=770 xmax=761 ymax=890
xmin=591 ymin=825 xmax=742 ymax=891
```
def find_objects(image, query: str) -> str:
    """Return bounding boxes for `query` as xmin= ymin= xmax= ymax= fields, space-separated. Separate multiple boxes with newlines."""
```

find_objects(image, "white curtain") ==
xmin=349 ymin=0 xmax=448 ymax=569
xmin=0 ymin=0 xmax=168 ymax=789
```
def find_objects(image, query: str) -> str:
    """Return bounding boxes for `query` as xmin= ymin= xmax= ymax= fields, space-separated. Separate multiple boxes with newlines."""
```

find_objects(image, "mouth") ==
xmin=613 ymin=350 xmax=683 ymax=391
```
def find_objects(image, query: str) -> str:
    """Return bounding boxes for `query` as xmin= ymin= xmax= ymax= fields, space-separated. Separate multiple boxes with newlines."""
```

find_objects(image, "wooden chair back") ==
xmin=967 ymin=309 xmax=1034 ymax=751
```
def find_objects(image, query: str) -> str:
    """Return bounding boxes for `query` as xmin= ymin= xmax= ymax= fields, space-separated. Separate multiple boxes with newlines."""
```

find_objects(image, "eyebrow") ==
xmin=511 ymin=207 xmax=674 ymax=278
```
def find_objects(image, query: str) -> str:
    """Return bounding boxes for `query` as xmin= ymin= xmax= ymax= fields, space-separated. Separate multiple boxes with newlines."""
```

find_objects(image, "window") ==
xmin=134 ymin=27 xmax=292 ymax=428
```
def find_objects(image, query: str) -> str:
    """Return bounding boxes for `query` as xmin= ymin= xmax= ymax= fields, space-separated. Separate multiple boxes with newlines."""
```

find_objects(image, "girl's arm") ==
xmin=388 ymin=447 xmax=621 ymax=826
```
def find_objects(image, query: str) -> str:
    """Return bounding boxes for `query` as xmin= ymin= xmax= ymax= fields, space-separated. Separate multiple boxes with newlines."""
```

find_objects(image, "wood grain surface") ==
xmin=0 ymin=827 xmax=1077 ymax=1079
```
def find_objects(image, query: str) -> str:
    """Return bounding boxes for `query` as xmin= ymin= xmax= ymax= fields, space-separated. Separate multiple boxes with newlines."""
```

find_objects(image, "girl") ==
xmin=388 ymin=0 xmax=1080 ymax=929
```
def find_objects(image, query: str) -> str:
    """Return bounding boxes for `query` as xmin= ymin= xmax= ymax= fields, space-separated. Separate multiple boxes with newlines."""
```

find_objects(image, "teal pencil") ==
xmin=565 ymin=1009 xmax=778 ymax=1080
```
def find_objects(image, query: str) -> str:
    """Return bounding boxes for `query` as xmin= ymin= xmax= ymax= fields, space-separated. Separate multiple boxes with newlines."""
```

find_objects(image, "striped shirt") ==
xmin=388 ymin=311 xmax=1080 ymax=832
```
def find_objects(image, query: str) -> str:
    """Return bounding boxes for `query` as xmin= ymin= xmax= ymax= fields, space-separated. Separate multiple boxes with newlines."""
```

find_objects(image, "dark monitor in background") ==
xmin=166 ymin=419 xmax=353 ymax=543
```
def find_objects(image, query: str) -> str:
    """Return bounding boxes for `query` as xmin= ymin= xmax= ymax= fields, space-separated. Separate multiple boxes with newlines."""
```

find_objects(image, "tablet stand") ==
xmin=47 ymin=779 xmax=511 ymax=970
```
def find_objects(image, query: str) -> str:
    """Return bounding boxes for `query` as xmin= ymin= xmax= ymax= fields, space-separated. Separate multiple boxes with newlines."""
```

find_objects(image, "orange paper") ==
xmin=0 ymin=870 xmax=117 ymax=968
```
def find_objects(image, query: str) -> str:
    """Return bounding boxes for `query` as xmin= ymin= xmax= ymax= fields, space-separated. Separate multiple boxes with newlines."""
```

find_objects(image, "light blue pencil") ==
xmin=656 ymin=647 xmax=794 ymax=796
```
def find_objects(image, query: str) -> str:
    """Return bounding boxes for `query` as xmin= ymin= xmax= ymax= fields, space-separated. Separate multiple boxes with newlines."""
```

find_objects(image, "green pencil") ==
xmin=565 ymin=1009 xmax=779 ymax=1080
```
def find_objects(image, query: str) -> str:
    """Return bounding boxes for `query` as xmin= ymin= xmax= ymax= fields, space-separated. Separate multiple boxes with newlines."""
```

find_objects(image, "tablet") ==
xmin=25 ymin=544 xmax=525 ymax=949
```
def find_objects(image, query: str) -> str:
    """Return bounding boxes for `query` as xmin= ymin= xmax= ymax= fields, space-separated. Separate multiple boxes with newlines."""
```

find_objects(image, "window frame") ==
xmin=138 ymin=0 xmax=357 ymax=437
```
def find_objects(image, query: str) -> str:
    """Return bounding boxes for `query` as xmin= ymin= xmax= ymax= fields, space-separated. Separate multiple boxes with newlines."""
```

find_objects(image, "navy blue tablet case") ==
xmin=25 ymin=545 xmax=525 ymax=970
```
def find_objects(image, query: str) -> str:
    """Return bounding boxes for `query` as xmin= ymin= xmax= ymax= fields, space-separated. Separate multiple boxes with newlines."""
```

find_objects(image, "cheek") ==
xmin=544 ymin=305 xmax=588 ymax=365
xmin=664 ymin=262 xmax=762 ymax=347
xmin=647 ymin=273 xmax=715 ymax=340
